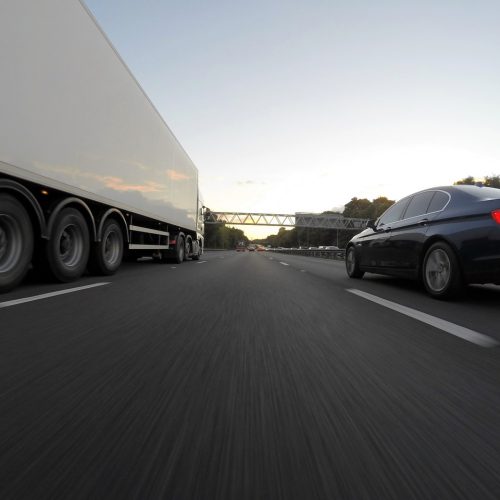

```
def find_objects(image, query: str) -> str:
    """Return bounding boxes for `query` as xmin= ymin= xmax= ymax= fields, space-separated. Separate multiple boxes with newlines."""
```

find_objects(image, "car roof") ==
xmin=402 ymin=185 xmax=500 ymax=202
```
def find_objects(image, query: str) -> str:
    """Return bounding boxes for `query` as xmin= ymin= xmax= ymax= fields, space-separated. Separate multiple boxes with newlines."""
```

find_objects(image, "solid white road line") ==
xmin=346 ymin=288 xmax=499 ymax=348
xmin=279 ymin=262 xmax=289 ymax=266
xmin=197 ymin=261 xmax=207 ymax=264
xmin=0 ymin=282 xmax=111 ymax=309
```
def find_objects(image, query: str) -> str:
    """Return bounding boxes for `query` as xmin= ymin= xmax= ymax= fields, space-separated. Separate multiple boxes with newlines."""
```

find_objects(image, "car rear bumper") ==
xmin=464 ymin=255 xmax=500 ymax=285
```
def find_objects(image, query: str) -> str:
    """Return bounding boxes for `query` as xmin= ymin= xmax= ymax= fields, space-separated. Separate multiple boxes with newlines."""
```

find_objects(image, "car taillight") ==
xmin=491 ymin=210 xmax=500 ymax=224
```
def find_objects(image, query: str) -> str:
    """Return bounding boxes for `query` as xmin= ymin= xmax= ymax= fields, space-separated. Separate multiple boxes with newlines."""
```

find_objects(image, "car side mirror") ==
xmin=366 ymin=219 xmax=377 ymax=230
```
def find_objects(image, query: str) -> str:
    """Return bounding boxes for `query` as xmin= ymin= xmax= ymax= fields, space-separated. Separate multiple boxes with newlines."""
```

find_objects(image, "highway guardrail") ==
xmin=269 ymin=249 xmax=346 ymax=260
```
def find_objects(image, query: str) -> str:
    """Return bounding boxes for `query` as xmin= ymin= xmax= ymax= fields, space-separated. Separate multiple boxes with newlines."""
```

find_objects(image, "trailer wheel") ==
xmin=90 ymin=219 xmax=123 ymax=275
xmin=0 ymin=194 xmax=34 ymax=292
xmin=191 ymin=240 xmax=202 ymax=261
xmin=175 ymin=236 xmax=185 ymax=264
xmin=184 ymin=237 xmax=192 ymax=261
xmin=192 ymin=244 xmax=200 ymax=261
xmin=46 ymin=207 xmax=89 ymax=282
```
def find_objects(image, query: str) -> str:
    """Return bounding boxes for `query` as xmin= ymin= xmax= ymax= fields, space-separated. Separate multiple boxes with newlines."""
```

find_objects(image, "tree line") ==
xmin=253 ymin=196 xmax=395 ymax=249
xmin=203 ymin=211 xmax=249 ymax=249
xmin=205 ymin=174 xmax=499 ymax=249
xmin=454 ymin=175 xmax=500 ymax=188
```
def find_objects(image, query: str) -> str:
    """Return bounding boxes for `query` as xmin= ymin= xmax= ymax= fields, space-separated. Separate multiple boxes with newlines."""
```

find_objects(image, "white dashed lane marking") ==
xmin=0 ymin=283 xmax=110 ymax=309
xmin=347 ymin=288 xmax=498 ymax=348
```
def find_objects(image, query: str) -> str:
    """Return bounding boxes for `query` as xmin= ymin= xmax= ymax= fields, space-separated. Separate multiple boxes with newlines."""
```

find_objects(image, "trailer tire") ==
xmin=184 ymin=237 xmax=192 ymax=261
xmin=46 ymin=207 xmax=89 ymax=282
xmin=192 ymin=241 xmax=201 ymax=261
xmin=90 ymin=219 xmax=124 ymax=275
xmin=0 ymin=194 xmax=34 ymax=292
xmin=175 ymin=236 xmax=185 ymax=264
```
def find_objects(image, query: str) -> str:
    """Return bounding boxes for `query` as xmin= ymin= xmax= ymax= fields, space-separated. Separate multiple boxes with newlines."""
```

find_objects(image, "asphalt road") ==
xmin=1 ymin=250 xmax=500 ymax=499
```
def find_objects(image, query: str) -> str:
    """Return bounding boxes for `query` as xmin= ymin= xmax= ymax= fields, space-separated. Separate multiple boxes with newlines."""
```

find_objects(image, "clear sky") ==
xmin=85 ymin=0 xmax=500 ymax=238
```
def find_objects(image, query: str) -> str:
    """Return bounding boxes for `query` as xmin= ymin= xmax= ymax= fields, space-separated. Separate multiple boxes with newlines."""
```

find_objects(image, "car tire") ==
xmin=346 ymin=245 xmax=364 ymax=279
xmin=422 ymin=241 xmax=463 ymax=299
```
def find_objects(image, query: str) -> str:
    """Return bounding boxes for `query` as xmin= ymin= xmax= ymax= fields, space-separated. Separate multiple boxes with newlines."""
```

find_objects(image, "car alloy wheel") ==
xmin=422 ymin=242 xmax=463 ymax=299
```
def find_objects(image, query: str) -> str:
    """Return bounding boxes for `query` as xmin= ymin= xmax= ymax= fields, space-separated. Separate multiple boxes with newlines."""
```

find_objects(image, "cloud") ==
xmin=35 ymin=162 xmax=165 ymax=193
xmin=167 ymin=169 xmax=191 ymax=181
xmin=102 ymin=177 xmax=164 ymax=193
xmin=237 ymin=179 xmax=267 ymax=186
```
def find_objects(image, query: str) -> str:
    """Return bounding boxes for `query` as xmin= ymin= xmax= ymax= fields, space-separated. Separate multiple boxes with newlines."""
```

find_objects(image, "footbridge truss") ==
xmin=204 ymin=212 xmax=369 ymax=230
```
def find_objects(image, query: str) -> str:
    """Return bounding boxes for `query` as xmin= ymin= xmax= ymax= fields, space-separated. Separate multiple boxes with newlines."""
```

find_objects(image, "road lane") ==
xmin=268 ymin=251 xmax=500 ymax=341
xmin=1 ymin=250 xmax=499 ymax=499
xmin=346 ymin=288 xmax=498 ymax=347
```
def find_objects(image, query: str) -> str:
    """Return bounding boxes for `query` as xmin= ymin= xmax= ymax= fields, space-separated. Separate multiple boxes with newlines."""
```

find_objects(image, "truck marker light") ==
xmin=41 ymin=190 xmax=49 ymax=195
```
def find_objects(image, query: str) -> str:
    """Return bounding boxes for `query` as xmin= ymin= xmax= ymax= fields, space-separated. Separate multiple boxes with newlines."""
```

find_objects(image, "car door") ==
xmin=358 ymin=197 xmax=410 ymax=269
xmin=385 ymin=191 xmax=445 ymax=273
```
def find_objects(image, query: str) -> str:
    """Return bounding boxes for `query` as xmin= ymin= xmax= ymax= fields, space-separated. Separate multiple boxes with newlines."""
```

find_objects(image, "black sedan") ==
xmin=345 ymin=185 xmax=500 ymax=298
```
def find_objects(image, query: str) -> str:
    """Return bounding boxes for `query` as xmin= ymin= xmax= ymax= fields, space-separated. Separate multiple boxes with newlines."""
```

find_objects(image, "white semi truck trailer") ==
xmin=0 ymin=0 xmax=204 ymax=292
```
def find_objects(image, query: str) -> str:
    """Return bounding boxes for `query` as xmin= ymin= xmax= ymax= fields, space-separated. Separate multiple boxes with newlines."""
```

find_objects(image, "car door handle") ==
xmin=418 ymin=218 xmax=429 ymax=226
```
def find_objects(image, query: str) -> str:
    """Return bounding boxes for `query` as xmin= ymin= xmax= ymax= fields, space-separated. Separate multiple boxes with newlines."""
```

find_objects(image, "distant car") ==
xmin=325 ymin=246 xmax=339 ymax=250
xmin=345 ymin=185 xmax=500 ymax=299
